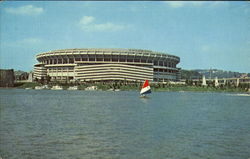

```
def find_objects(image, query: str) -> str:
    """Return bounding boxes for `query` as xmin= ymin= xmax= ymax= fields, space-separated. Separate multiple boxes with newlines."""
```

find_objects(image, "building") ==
xmin=0 ymin=69 xmax=15 ymax=87
xmin=34 ymin=48 xmax=180 ymax=82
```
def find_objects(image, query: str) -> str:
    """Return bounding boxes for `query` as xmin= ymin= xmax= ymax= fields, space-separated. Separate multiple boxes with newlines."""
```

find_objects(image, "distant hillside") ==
xmin=192 ymin=69 xmax=250 ymax=79
xmin=180 ymin=70 xmax=202 ymax=79
xmin=14 ymin=70 xmax=26 ymax=76
xmin=180 ymin=69 xmax=249 ymax=80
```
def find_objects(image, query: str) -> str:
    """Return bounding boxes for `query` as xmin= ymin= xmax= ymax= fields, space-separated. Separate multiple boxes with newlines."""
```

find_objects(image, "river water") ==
xmin=0 ymin=89 xmax=249 ymax=159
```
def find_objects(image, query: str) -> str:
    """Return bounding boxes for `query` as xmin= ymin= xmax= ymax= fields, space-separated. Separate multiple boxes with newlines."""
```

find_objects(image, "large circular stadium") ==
xmin=34 ymin=48 xmax=180 ymax=82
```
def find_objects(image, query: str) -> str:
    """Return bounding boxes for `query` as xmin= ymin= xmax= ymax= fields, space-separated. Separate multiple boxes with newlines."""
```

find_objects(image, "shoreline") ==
xmin=1 ymin=83 xmax=249 ymax=94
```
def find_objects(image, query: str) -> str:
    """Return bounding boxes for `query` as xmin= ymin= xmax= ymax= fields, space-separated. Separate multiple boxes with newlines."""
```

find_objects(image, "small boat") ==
xmin=140 ymin=80 xmax=151 ymax=98
xmin=51 ymin=85 xmax=63 ymax=90
xmin=34 ymin=86 xmax=43 ymax=90
xmin=68 ymin=86 xmax=78 ymax=90
xmin=85 ymin=86 xmax=98 ymax=91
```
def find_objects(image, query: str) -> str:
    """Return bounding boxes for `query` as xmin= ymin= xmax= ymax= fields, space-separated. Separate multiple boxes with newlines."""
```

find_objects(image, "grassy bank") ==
xmin=14 ymin=82 xmax=42 ymax=89
xmin=152 ymin=85 xmax=246 ymax=93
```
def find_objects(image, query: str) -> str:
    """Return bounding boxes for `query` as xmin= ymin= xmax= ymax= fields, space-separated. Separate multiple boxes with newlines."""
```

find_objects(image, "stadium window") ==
xmin=119 ymin=59 xmax=125 ymax=62
xmin=58 ymin=59 xmax=62 ymax=64
xmin=134 ymin=59 xmax=140 ymax=62
xmin=127 ymin=59 xmax=133 ymax=62
xmin=82 ymin=58 xmax=88 ymax=61
xmin=159 ymin=61 xmax=163 ymax=66
xmin=69 ymin=59 xmax=74 ymax=63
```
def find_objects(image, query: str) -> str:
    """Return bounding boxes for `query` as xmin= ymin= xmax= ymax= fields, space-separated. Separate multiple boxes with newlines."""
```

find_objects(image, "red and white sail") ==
xmin=140 ymin=80 xmax=151 ymax=95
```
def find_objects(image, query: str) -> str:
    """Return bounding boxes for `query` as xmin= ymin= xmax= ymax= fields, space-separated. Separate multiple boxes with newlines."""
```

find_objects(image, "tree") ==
xmin=45 ymin=75 xmax=51 ymax=84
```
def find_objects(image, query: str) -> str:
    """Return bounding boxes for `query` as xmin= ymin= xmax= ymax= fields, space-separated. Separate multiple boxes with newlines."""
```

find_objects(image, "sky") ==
xmin=0 ymin=1 xmax=249 ymax=73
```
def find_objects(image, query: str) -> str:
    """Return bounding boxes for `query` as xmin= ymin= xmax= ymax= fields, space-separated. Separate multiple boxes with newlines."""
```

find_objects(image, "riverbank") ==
xmin=152 ymin=85 xmax=247 ymax=93
xmin=10 ymin=82 xmax=249 ymax=93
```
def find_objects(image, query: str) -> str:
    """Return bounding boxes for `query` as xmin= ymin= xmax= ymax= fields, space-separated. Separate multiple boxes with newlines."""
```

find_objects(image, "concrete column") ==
xmin=67 ymin=67 xmax=69 ymax=79
xmin=202 ymin=75 xmax=207 ymax=86
xmin=28 ymin=72 xmax=33 ymax=82
xmin=215 ymin=76 xmax=219 ymax=87
xmin=236 ymin=78 xmax=239 ymax=87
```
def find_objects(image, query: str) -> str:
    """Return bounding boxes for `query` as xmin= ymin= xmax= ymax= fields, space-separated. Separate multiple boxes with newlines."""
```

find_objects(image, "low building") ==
xmin=0 ymin=69 xmax=15 ymax=87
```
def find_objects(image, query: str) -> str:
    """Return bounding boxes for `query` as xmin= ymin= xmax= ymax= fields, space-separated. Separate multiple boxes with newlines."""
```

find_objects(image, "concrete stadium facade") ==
xmin=34 ymin=48 xmax=181 ymax=82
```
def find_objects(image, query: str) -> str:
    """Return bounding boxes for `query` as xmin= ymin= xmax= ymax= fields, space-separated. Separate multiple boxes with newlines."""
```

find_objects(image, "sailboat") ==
xmin=140 ymin=80 xmax=151 ymax=97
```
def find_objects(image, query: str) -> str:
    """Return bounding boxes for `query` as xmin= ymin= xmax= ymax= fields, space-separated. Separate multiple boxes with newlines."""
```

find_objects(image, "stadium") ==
xmin=34 ymin=48 xmax=181 ymax=82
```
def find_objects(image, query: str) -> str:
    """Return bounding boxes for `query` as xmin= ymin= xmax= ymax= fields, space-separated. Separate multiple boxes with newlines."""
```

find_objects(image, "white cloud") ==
xmin=165 ymin=1 xmax=227 ymax=8
xmin=80 ymin=16 xmax=95 ymax=25
xmin=5 ymin=5 xmax=44 ymax=15
xmin=210 ymin=1 xmax=228 ymax=7
xmin=81 ymin=22 xmax=126 ymax=32
xmin=192 ymin=2 xmax=206 ymax=7
xmin=79 ymin=16 xmax=128 ymax=32
xmin=165 ymin=1 xmax=187 ymax=8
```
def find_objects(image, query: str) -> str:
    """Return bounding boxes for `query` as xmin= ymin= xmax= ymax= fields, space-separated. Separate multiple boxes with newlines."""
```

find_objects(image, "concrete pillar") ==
xmin=202 ymin=75 xmax=207 ymax=86
xmin=67 ymin=67 xmax=68 ymax=78
xmin=236 ymin=78 xmax=239 ymax=87
xmin=27 ymin=72 xmax=33 ymax=82
xmin=215 ymin=76 xmax=219 ymax=87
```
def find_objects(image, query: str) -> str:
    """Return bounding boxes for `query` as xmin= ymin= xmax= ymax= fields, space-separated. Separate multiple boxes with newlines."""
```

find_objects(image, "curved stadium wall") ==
xmin=34 ymin=48 xmax=181 ymax=82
